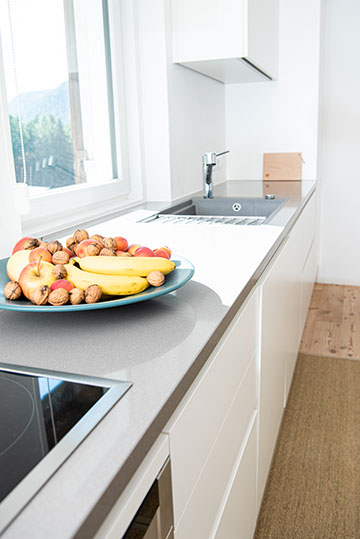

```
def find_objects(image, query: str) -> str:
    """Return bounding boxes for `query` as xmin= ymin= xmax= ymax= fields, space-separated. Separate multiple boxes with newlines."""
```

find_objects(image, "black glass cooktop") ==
xmin=0 ymin=363 xmax=131 ymax=534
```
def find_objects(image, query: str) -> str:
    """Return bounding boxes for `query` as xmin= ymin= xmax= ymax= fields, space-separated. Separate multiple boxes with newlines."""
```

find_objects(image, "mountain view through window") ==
xmin=1 ymin=0 xmax=114 ymax=195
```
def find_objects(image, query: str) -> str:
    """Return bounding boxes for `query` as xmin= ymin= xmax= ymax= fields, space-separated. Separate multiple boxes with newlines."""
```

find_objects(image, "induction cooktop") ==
xmin=0 ymin=363 xmax=132 ymax=534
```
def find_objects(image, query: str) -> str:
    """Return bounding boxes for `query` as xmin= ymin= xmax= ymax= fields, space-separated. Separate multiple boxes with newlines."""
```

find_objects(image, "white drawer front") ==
xmin=174 ymin=358 xmax=257 ymax=539
xmin=213 ymin=413 xmax=258 ymax=539
xmin=300 ymin=238 xmax=317 ymax=338
xmin=164 ymin=292 xmax=258 ymax=527
xmin=290 ymin=193 xmax=316 ymax=272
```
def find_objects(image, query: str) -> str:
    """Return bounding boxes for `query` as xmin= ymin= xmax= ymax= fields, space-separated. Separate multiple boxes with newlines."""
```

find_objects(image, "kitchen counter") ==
xmin=0 ymin=180 xmax=315 ymax=538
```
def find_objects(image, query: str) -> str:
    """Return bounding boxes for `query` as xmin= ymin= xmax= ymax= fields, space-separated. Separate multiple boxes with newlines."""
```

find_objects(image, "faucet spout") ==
xmin=202 ymin=150 xmax=229 ymax=199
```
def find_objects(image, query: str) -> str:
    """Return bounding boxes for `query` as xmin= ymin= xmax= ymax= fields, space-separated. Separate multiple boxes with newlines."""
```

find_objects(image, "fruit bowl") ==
xmin=0 ymin=255 xmax=195 ymax=312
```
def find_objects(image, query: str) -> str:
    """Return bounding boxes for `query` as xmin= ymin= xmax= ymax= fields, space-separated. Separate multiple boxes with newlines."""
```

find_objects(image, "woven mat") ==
xmin=255 ymin=353 xmax=360 ymax=538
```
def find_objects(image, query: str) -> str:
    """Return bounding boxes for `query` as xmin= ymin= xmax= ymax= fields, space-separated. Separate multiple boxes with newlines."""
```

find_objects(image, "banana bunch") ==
xmin=75 ymin=256 xmax=175 ymax=277
xmin=65 ymin=256 xmax=175 ymax=296
xmin=65 ymin=262 xmax=149 ymax=296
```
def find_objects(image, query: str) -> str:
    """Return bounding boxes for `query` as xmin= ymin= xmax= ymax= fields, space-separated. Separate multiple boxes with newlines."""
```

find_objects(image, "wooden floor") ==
xmin=299 ymin=282 xmax=360 ymax=360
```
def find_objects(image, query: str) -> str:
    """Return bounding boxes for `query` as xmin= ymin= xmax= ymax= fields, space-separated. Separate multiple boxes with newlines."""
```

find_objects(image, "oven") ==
xmin=123 ymin=458 xmax=174 ymax=539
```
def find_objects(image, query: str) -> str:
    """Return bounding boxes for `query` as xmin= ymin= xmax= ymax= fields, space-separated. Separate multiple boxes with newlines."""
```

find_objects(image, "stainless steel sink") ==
xmin=139 ymin=197 xmax=287 ymax=226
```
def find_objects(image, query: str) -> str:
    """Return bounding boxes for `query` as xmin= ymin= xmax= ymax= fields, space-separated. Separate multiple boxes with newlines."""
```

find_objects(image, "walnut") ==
xmin=66 ymin=237 xmax=78 ymax=254
xmin=85 ymin=284 xmax=102 ymax=304
xmin=52 ymin=264 xmax=67 ymax=280
xmin=73 ymin=229 xmax=89 ymax=243
xmin=116 ymin=250 xmax=131 ymax=257
xmin=69 ymin=287 xmax=85 ymax=305
xmin=38 ymin=241 xmax=48 ymax=249
xmin=48 ymin=288 xmax=69 ymax=306
xmin=23 ymin=238 xmax=40 ymax=250
xmin=90 ymin=234 xmax=104 ymax=244
xmin=52 ymin=251 xmax=69 ymax=265
xmin=147 ymin=271 xmax=165 ymax=287
xmin=85 ymin=243 xmax=101 ymax=257
xmin=102 ymin=237 xmax=117 ymax=250
xmin=47 ymin=240 xmax=63 ymax=254
xmin=100 ymin=248 xmax=116 ymax=256
xmin=30 ymin=285 xmax=50 ymax=305
xmin=4 ymin=281 xmax=22 ymax=300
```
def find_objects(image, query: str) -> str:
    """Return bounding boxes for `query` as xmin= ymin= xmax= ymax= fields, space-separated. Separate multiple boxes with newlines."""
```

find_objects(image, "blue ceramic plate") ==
xmin=0 ymin=255 xmax=195 ymax=312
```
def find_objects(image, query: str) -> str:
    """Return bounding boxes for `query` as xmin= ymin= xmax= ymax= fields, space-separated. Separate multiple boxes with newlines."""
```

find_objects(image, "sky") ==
xmin=0 ymin=0 xmax=69 ymax=102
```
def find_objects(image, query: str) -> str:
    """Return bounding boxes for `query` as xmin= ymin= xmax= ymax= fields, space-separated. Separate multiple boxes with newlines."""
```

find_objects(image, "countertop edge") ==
xmin=75 ymin=185 xmax=316 ymax=537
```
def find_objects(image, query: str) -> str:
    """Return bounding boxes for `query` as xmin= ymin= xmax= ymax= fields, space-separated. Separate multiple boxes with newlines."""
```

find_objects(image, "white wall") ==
xmin=225 ymin=0 xmax=321 ymax=180
xmin=317 ymin=0 xmax=360 ymax=285
xmin=137 ymin=0 xmax=225 ymax=202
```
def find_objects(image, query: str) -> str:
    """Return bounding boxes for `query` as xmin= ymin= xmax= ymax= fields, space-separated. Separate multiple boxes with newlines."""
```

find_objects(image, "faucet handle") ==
xmin=202 ymin=150 xmax=230 ymax=166
xmin=216 ymin=150 xmax=230 ymax=157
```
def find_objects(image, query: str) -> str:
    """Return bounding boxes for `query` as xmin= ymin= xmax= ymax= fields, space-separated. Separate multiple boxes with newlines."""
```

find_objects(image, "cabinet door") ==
xmin=258 ymin=237 xmax=300 ymax=502
xmin=213 ymin=412 xmax=258 ymax=539
xmin=299 ymin=238 xmax=318 ymax=340
xmin=171 ymin=0 xmax=278 ymax=82
xmin=174 ymin=360 xmax=257 ymax=539
xmin=164 ymin=291 xmax=258 ymax=529
xmin=258 ymin=192 xmax=317 ymax=504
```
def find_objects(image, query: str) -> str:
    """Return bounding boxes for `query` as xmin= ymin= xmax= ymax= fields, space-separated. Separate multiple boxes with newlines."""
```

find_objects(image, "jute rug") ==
xmin=254 ymin=353 xmax=360 ymax=539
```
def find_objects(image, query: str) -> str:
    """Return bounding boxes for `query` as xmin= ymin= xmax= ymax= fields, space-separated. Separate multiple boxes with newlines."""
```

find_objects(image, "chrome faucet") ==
xmin=202 ymin=150 xmax=230 ymax=198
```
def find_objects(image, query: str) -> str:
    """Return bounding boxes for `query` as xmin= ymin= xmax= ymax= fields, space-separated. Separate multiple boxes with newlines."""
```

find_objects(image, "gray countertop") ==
xmin=0 ymin=180 xmax=315 ymax=538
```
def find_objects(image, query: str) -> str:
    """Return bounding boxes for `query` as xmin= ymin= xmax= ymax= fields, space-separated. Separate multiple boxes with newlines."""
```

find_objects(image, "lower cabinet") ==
xmin=258 ymin=192 xmax=317 ymax=505
xmin=163 ymin=291 xmax=259 ymax=539
xmin=213 ymin=412 xmax=258 ymax=539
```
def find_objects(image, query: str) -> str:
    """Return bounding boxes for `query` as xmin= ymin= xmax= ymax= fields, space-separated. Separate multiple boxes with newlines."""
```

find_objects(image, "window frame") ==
xmin=0 ymin=0 xmax=144 ymax=237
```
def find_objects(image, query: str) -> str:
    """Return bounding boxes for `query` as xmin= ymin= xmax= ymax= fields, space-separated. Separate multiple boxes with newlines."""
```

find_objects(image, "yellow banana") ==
xmin=76 ymin=256 xmax=175 ymax=277
xmin=65 ymin=263 xmax=149 ymax=296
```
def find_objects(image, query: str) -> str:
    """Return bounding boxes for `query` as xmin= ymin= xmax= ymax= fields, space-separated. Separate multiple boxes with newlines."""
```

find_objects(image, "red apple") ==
xmin=50 ymin=279 xmax=74 ymax=292
xmin=114 ymin=236 xmax=128 ymax=252
xmin=12 ymin=237 xmax=39 ymax=254
xmin=6 ymin=250 xmax=31 ymax=281
xmin=63 ymin=247 xmax=74 ymax=258
xmin=76 ymin=239 xmax=102 ymax=258
xmin=133 ymin=246 xmax=155 ymax=257
xmin=127 ymin=243 xmax=142 ymax=255
xmin=18 ymin=260 xmax=56 ymax=300
xmin=158 ymin=245 xmax=171 ymax=258
xmin=153 ymin=248 xmax=170 ymax=259
xmin=29 ymin=247 xmax=53 ymax=264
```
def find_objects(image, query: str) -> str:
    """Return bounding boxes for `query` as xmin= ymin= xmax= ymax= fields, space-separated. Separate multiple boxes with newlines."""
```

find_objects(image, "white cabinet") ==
xmin=258 ymin=192 xmax=317 ymax=504
xmin=171 ymin=0 xmax=279 ymax=83
xmin=258 ymin=236 xmax=300 ymax=500
xmin=163 ymin=291 xmax=259 ymax=537
xmin=213 ymin=412 xmax=258 ymax=539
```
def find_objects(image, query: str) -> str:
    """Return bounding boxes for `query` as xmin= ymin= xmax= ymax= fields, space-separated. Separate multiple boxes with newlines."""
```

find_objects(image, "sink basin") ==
xmin=138 ymin=197 xmax=287 ymax=226
xmin=159 ymin=197 xmax=286 ymax=219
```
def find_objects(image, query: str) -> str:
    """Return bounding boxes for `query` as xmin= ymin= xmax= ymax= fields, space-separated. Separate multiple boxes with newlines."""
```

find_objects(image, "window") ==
xmin=0 ymin=0 xmax=143 ymax=235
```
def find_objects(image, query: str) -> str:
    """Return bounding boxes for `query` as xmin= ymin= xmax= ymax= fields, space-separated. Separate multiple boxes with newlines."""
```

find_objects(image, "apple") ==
xmin=158 ymin=245 xmax=171 ymax=258
xmin=76 ymin=239 xmax=102 ymax=258
xmin=12 ymin=237 xmax=39 ymax=254
xmin=29 ymin=247 xmax=52 ymax=264
xmin=6 ymin=250 xmax=31 ymax=281
xmin=114 ymin=236 xmax=128 ymax=252
xmin=133 ymin=246 xmax=155 ymax=257
xmin=63 ymin=247 xmax=74 ymax=258
xmin=153 ymin=248 xmax=170 ymax=259
xmin=18 ymin=260 xmax=55 ymax=300
xmin=127 ymin=243 xmax=141 ymax=255
xmin=50 ymin=279 xmax=74 ymax=292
